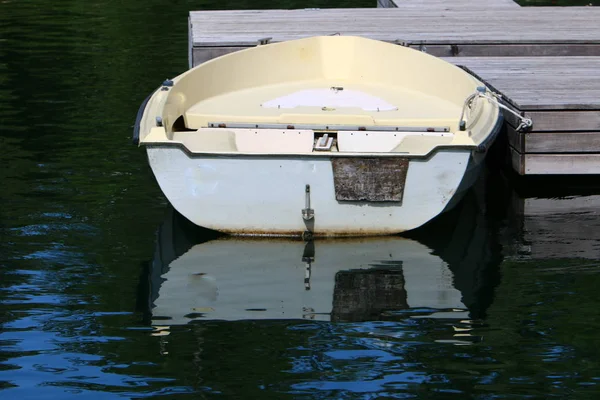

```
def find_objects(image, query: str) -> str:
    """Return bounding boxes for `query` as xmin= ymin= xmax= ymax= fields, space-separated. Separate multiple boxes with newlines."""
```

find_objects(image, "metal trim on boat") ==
xmin=208 ymin=122 xmax=451 ymax=132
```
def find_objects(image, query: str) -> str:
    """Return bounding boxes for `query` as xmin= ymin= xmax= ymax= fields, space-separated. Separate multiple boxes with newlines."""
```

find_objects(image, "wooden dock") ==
xmin=188 ymin=2 xmax=600 ymax=175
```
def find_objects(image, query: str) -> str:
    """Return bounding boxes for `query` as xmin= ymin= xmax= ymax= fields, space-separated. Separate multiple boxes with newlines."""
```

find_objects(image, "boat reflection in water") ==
xmin=149 ymin=233 xmax=465 ymax=324
xmin=139 ymin=185 xmax=502 ymax=335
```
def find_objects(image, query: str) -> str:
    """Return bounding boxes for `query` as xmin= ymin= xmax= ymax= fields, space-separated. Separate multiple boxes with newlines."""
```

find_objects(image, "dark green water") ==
xmin=2 ymin=0 xmax=600 ymax=398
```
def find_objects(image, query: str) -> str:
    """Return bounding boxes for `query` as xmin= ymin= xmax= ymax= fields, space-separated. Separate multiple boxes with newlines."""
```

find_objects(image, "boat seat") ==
xmin=337 ymin=131 xmax=454 ymax=153
xmin=392 ymin=135 xmax=454 ymax=154
xmin=172 ymin=130 xmax=238 ymax=152
xmin=172 ymin=128 xmax=315 ymax=154
xmin=233 ymin=129 xmax=314 ymax=153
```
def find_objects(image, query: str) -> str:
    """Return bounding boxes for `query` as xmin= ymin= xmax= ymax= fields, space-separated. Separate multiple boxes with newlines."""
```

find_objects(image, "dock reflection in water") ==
xmin=508 ymin=193 xmax=600 ymax=261
xmin=140 ymin=188 xmax=502 ymax=333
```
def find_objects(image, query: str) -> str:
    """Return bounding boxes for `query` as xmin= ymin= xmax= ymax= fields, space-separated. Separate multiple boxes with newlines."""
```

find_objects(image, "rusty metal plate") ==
xmin=331 ymin=158 xmax=409 ymax=202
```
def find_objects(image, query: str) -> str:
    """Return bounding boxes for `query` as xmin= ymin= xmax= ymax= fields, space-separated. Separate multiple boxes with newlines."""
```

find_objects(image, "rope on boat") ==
xmin=459 ymin=87 xmax=533 ymax=133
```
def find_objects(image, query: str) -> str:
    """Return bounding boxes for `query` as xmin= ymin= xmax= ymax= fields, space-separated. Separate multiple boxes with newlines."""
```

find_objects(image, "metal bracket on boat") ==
xmin=515 ymin=116 xmax=534 ymax=133
xmin=302 ymin=184 xmax=314 ymax=221
xmin=257 ymin=37 xmax=272 ymax=46
xmin=314 ymin=134 xmax=334 ymax=151
xmin=155 ymin=116 xmax=163 ymax=127
xmin=161 ymin=79 xmax=174 ymax=91
xmin=451 ymin=44 xmax=460 ymax=56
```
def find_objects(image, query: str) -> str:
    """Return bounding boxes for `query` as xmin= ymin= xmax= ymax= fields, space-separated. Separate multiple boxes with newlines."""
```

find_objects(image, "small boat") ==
xmin=134 ymin=36 xmax=503 ymax=237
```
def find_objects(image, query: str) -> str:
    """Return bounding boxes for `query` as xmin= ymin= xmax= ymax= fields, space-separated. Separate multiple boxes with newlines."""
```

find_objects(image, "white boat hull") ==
xmin=147 ymin=147 xmax=479 ymax=236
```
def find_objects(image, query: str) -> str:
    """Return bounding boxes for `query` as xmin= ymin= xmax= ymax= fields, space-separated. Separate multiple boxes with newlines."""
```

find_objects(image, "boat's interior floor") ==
xmin=183 ymin=79 xmax=461 ymax=129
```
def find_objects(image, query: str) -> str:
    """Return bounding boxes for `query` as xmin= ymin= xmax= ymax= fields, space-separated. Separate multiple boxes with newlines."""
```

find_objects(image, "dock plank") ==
xmin=511 ymin=149 xmax=600 ymax=175
xmin=451 ymin=57 xmax=600 ymax=110
xmin=190 ymin=8 xmax=600 ymax=47
xmin=504 ymin=109 xmax=600 ymax=133
xmin=507 ymin=128 xmax=600 ymax=153
xmin=522 ymin=111 xmax=600 ymax=132
xmin=381 ymin=0 xmax=520 ymax=8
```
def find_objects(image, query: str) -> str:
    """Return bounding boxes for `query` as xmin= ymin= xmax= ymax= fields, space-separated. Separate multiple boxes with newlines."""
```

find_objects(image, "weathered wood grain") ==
xmin=526 ymin=132 xmax=600 ymax=153
xmin=383 ymin=0 xmax=520 ymax=8
xmin=426 ymin=44 xmax=600 ymax=57
xmin=452 ymin=57 xmax=600 ymax=110
xmin=517 ymin=151 xmax=600 ymax=175
xmin=190 ymin=8 xmax=600 ymax=47
xmin=510 ymin=147 xmax=525 ymax=175
xmin=503 ymin=110 xmax=600 ymax=132
xmin=508 ymin=126 xmax=600 ymax=153
xmin=507 ymin=125 xmax=525 ymax=154
xmin=189 ymin=46 xmax=248 ymax=68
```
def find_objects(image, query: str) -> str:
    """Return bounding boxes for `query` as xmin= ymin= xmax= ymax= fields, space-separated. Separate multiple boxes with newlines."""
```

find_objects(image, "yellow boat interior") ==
xmin=137 ymin=36 xmax=500 ymax=156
